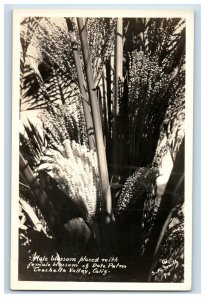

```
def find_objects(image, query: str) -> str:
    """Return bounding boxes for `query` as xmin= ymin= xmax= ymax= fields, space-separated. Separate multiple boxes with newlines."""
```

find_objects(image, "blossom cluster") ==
xmin=150 ymin=204 xmax=184 ymax=282
xmin=51 ymin=139 xmax=99 ymax=223
xmin=117 ymin=167 xmax=158 ymax=215
xmin=87 ymin=18 xmax=117 ymax=76
xmin=127 ymin=49 xmax=185 ymax=168
xmin=41 ymin=101 xmax=87 ymax=147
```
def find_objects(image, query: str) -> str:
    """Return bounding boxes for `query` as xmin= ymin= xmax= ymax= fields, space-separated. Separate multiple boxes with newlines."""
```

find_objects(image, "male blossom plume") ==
xmin=51 ymin=139 xmax=100 ymax=223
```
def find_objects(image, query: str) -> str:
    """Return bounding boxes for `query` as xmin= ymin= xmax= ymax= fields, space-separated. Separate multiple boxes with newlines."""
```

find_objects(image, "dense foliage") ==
xmin=19 ymin=17 xmax=185 ymax=282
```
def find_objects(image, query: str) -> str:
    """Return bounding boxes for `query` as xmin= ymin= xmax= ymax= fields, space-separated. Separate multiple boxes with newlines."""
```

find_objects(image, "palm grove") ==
xmin=19 ymin=17 xmax=185 ymax=282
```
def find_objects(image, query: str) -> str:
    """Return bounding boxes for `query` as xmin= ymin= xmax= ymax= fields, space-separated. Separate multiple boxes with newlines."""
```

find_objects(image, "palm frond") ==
xmin=20 ymin=120 xmax=46 ymax=172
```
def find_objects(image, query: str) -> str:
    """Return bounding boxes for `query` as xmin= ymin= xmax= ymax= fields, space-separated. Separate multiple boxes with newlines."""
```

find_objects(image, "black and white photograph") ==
xmin=11 ymin=9 xmax=194 ymax=290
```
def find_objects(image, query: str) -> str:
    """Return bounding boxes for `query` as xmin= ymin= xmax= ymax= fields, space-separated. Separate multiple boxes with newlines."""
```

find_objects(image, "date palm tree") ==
xmin=19 ymin=16 xmax=186 ymax=281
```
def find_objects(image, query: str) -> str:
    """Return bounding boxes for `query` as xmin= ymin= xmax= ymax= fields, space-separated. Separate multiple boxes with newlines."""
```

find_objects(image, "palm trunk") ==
xmin=65 ymin=18 xmax=95 ymax=150
xmin=106 ymin=59 xmax=112 ymax=154
xmin=113 ymin=18 xmax=123 ymax=178
xmin=114 ymin=18 xmax=123 ymax=117
xmin=77 ymin=18 xmax=112 ymax=225
xmin=102 ymin=68 xmax=108 ymax=141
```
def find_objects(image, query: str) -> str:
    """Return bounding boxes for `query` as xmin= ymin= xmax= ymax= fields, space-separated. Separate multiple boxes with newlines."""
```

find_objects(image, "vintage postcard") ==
xmin=11 ymin=8 xmax=194 ymax=290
